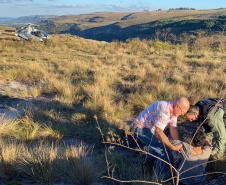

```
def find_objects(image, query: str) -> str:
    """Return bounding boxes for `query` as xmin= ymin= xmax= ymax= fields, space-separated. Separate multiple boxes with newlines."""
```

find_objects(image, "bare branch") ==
xmin=102 ymin=141 xmax=178 ymax=173
xmin=102 ymin=176 xmax=162 ymax=184
xmin=161 ymin=171 xmax=226 ymax=183
xmin=179 ymin=172 xmax=226 ymax=181
xmin=163 ymin=144 xmax=176 ymax=185
xmin=179 ymin=155 xmax=226 ymax=176
xmin=104 ymin=148 xmax=110 ymax=177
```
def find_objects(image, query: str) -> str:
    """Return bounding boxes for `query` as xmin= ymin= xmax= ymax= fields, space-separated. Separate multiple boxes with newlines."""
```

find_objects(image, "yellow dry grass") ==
xmin=0 ymin=26 xmax=16 ymax=31
xmin=0 ymin=32 xmax=225 ymax=184
xmin=0 ymin=34 xmax=225 ymax=124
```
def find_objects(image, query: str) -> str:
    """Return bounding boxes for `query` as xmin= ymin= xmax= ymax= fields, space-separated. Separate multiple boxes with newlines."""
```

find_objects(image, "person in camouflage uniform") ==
xmin=184 ymin=98 xmax=226 ymax=158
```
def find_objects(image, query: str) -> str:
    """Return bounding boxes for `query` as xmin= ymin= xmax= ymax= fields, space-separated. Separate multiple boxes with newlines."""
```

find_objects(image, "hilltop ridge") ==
xmin=38 ymin=9 xmax=226 ymax=41
xmin=1 ymin=9 xmax=226 ymax=42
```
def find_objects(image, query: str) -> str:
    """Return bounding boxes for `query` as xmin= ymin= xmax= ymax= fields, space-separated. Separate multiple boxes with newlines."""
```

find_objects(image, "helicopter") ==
xmin=0 ymin=23 xmax=50 ymax=41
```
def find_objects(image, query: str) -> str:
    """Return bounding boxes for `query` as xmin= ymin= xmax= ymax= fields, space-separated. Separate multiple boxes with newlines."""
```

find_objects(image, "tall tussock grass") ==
xmin=0 ymin=110 xmax=62 ymax=142
xmin=65 ymin=143 xmax=99 ymax=185
xmin=0 ymin=140 xmax=98 ymax=184
xmin=18 ymin=141 xmax=58 ymax=184
xmin=0 ymin=32 xmax=225 ymax=184
xmin=0 ymin=140 xmax=23 ymax=181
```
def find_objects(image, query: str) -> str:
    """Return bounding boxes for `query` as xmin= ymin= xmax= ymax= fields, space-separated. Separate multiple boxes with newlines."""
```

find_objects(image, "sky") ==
xmin=0 ymin=0 xmax=225 ymax=18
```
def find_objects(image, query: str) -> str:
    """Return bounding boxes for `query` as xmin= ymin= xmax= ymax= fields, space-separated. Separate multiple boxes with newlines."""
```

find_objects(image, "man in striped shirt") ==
xmin=133 ymin=97 xmax=190 ymax=178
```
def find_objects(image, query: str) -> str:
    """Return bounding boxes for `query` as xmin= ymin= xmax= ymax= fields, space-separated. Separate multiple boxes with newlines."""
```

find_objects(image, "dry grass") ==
xmin=64 ymin=143 xmax=99 ymax=185
xmin=0 ymin=33 xmax=225 ymax=184
xmin=0 ymin=26 xmax=17 ymax=31
xmin=0 ymin=140 xmax=99 ymax=185
xmin=0 ymin=35 xmax=225 ymax=125
xmin=0 ymin=111 xmax=63 ymax=142
xmin=0 ymin=33 xmax=225 ymax=128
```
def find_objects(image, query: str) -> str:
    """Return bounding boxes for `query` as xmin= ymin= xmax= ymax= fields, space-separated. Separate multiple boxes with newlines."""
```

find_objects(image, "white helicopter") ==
xmin=0 ymin=23 xmax=50 ymax=41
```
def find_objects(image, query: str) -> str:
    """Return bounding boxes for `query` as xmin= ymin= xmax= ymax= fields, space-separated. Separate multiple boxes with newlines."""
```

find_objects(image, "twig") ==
xmin=163 ymin=143 xmax=176 ymax=185
xmin=94 ymin=115 xmax=105 ymax=142
xmin=153 ymin=167 xmax=159 ymax=183
xmin=129 ymin=130 xmax=142 ymax=151
xmin=102 ymin=141 xmax=178 ymax=172
xmin=95 ymin=115 xmax=111 ymax=177
xmin=111 ymin=164 xmax=116 ymax=178
xmin=104 ymin=147 xmax=110 ymax=177
xmin=179 ymin=172 xmax=226 ymax=181
xmin=161 ymin=171 xmax=226 ymax=183
xmin=102 ymin=176 xmax=162 ymax=184
xmin=179 ymin=155 xmax=226 ymax=176
xmin=177 ymin=144 xmax=189 ymax=172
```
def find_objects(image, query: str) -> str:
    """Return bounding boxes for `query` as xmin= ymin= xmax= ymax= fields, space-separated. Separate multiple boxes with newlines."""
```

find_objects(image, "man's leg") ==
xmin=154 ymin=144 xmax=172 ymax=180
xmin=134 ymin=127 xmax=155 ymax=146
xmin=142 ymin=135 xmax=172 ymax=180
xmin=134 ymin=127 xmax=158 ymax=176
xmin=212 ymin=119 xmax=226 ymax=157
xmin=209 ymin=108 xmax=226 ymax=158
xmin=134 ymin=127 xmax=171 ymax=178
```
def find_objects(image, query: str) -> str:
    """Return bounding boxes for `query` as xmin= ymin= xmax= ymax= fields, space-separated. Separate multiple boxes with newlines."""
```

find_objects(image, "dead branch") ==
xmin=102 ymin=176 xmax=162 ymax=184
xmin=102 ymin=140 xmax=178 ymax=173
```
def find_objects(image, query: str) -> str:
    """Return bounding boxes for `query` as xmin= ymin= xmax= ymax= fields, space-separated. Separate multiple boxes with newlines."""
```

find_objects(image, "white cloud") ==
xmin=110 ymin=3 xmax=152 ymax=12
xmin=115 ymin=4 xmax=126 ymax=8
xmin=54 ymin=4 xmax=86 ymax=8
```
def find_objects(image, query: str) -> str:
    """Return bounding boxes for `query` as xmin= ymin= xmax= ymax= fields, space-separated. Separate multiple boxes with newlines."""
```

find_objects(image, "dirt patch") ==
xmin=0 ymin=81 xmax=45 ymax=98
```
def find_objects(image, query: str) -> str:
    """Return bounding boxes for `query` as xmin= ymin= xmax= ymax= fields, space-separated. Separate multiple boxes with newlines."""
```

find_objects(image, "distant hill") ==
xmin=1 ymin=9 xmax=226 ymax=42
xmin=37 ymin=9 xmax=226 ymax=42
xmin=0 ymin=17 xmax=15 ymax=21
xmin=0 ymin=15 xmax=58 ymax=27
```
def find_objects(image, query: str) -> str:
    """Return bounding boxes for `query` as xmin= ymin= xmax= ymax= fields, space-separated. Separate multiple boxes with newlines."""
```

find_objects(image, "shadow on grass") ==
xmin=0 ymin=94 xmax=124 ymax=145
xmin=0 ymin=95 xmax=146 ymax=185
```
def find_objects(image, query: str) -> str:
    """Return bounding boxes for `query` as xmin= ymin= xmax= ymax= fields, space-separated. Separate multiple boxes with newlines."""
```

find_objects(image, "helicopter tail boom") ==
xmin=0 ymin=30 xmax=17 ymax=36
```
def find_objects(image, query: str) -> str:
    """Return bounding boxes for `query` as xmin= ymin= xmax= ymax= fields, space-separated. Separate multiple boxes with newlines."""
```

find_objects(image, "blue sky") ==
xmin=0 ymin=0 xmax=225 ymax=18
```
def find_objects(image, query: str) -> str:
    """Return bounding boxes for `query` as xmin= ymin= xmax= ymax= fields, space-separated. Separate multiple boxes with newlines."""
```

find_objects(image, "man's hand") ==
xmin=155 ymin=127 xmax=182 ymax=152
xmin=204 ymin=138 xmax=212 ymax=154
xmin=204 ymin=138 xmax=211 ymax=146
xmin=172 ymin=144 xmax=182 ymax=153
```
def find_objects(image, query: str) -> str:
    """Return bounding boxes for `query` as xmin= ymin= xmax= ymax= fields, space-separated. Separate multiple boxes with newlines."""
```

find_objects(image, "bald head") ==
xmin=173 ymin=97 xmax=190 ymax=117
xmin=175 ymin=97 xmax=190 ymax=109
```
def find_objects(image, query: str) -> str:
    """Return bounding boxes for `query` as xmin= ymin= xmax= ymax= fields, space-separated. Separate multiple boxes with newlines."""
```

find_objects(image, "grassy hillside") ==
xmin=0 ymin=34 xmax=225 ymax=184
xmin=1 ymin=34 xmax=225 ymax=117
xmin=42 ymin=9 xmax=226 ymax=29
xmin=38 ymin=9 xmax=226 ymax=41
xmin=0 ymin=26 xmax=16 ymax=31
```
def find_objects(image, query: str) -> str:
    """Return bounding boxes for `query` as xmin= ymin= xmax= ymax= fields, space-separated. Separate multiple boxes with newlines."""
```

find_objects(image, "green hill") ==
xmin=38 ymin=9 xmax=226 ymax=41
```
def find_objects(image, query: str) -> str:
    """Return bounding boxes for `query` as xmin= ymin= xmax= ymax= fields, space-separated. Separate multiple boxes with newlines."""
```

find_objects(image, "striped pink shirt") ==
xmin=133 ymin=101 xmax=177 ymax=133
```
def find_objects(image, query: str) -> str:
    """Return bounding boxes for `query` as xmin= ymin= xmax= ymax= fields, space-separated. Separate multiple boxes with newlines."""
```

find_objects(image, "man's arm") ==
xmin=204 ymin=138 xmax=212 ymax=154
xmin=169 ymin=124 xmax=180 ymax=140
xmin=202 ymin=138 xmax=212 ymax=160
xmin=155 ymin=127 xmax=182 ymax=152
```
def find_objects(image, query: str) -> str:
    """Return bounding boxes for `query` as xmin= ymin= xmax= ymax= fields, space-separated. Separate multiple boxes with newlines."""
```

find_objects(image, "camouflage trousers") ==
xmin=204 ymin=108 xmax=226 ymax=158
